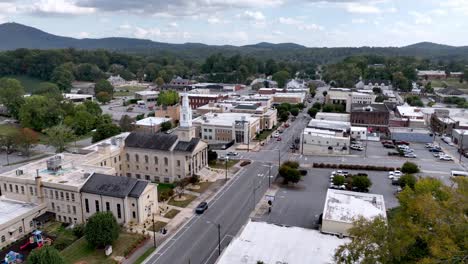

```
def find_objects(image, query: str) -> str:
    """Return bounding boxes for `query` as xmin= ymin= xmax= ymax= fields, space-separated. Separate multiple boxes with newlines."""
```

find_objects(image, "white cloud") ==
xmin=119 ymin=23 xmax=131 ymax=30
xmin=299 ymin=23 xmax=324 ymax=31
xmin=207 ymin=17 xmax=221 ymax=24
xmin=78 ymin=31 xmax=90 ymax=38
xmin=168 ymin=22 xmax=178 ymax=28
xmin=409 ymin=11 xmax=433 ymax=25
xmin=345 ymin=3 xmax=381 ymax=14
xmin=29 ymin=0 xmax=95 ymax=15
xmin=351 ymin=18 xmax=366 ymax=24
xmin=241 ymin=10 xmax=265 ymax=21
xmin=279 ymin=17 xmax=301 ymax=25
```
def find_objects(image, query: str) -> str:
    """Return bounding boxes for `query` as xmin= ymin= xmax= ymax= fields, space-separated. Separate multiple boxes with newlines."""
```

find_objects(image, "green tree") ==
xmin=335 ymin=177 xmax=468 ymax=264
xmin=83 ymin=100 xmax=103 ymax=116
xmin=154 ymin=77 xmax=165 ymax=87
xmin=351 ymin=176 xmax=372 ymax=192
xmin=424 ymin=82 xmax=434 ymax=94
xmin=208 ymin=149 xmax=218 ymax=164
xmin=272 ymin=70 xmax=290 ymax=88
xmin=308 ymin=82 xmax=317 ymax=94
xmin=94 ymin=79 xmax=114 ymax=96
xmin=312 ymin=102 xmax=322 ymax=109
xmin=34 ymin=82 xmax=62 ymax=100
xmin=392 ymin=72 xmax=410 ymax=92
xmin=279 ymin=111 xmax=289 ymax=122
xmin=279 ymin=161 xmax=302 ymax=184
xmin=308 ymin=107 xmax=319 ymax=118
xmin=399 ymin=174 xmax=416 ymax=190
xmin=51 ymin=66 xmax=74 ymax=91
xmin=44 ymin=125 xmax=75 ymax=153
xmin=290 ymin=107 xmax=299 ymax=116
xmin=160 ymin=121 xmax=172 ymax=132
xmin=372 ymin=87 xmax=382 ymax=94
xmin=27 ymin=246 xmax=65 ymax=264
xmin=92 ymin=115 xmax=121 ymax=143
xmin=0 ymin=130 xmax=18 ymax=165
xmin=322 ymin=91 xmax=328 ymax=97
xmin=96 ymin=91 xmax=111 ymax=104
xmin=405 ymin=95 xmax=424 ymax=107
xmin=16 ymin=128 xmax=39 ymax=156
xmin=333 ymin=175 xmax=345 ymax=186
xmin=119 ymin=115 xmax=135 ymax=132
xmin=401 ymin=161 xmax=420 ymax=174
xmin=85 ymin=211 xmax=120 ymax=248
xmin=74 ymin=63 xmax=104 ymax=82
xmin=70 ymin=110 xmax=96 ymax=135
xmin=19 ymin=95 xmax=64 ymax=131
xmin=0 ymin=77 xmax=25 ymax=119
xmin=157 ymin=90 xmax=179 ymax=106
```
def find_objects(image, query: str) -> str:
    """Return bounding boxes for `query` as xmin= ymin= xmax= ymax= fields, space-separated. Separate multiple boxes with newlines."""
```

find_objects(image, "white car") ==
xmin=350 ymin=145 xmax=364 ymax=151
xmin=398 ymin=145 xmax=409 ymax=150
xmin=273 ymin=133 xmax=279 ymax=138
xmin=404 ymin=153 xmax=417 ymax=158
xmin=329 ymin=183 xmax=346 ymax=190
xmin=439 ymin=155 xmax=453 ymax=161
xmin=389 ymin=170 xmax=402 ymax=179
xmin=425 ymin=143 xmax=435 ymax=148
xmin=433 ymin=152 xmax=444 ymax=157
xmin=331 ymin=170 xmax=348 ymax=176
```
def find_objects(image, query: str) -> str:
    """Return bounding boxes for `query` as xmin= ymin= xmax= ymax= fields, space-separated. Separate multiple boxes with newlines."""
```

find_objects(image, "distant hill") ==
xmin=1 ymin=22 xmax=468 ymax=63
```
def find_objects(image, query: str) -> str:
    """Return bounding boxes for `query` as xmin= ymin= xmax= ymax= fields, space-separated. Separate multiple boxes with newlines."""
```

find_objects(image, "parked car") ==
xmin=389 ymin=170 xmax=402 ymax=179
xmin=394 ymin=140 xmax=410 ymax=145
xmin=350 ymin=145 xmax=364 ymax=151
xmin=329 ymin=183 xmax=346 ymax=190
xmin=383 ymin=144 xmax=395 ymax=149
xmin=273 ymin=133 xmax=280 ymax=138
xmin=433 ymin=152 xmax=444 ymax=157
xmin=226 ymin=151 xmax=239 ymax=156
xmin=404 ymin=153 xmax=417 ymax=158
xmin=381 ymin=140 xmax=393 ymax=145
xmin=428 ymin=147 xmax=442 ymax=152
xmin=391 ymin=178 xmax=401 ymax=185
xmin=276 ymin=137 xmax=282 ymax=141
xmin=331 ymin=170 xmax=349 ymax=176
xmin=425 ymin=143 xmax=435 ymax=148
xmin=218 ymin=156 xmax=227 ymax=161
xmin=284 ymin=123 xmax=290 ymax=128
xmin=195 ymin=202 xmax=208 ymax=214
xmin=439 ymin=155 xmax=453 ymax=161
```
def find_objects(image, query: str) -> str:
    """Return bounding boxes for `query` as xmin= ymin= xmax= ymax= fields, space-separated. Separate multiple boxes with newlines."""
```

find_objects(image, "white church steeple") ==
xmin=180 ymin=91 xmax=192 ymax=128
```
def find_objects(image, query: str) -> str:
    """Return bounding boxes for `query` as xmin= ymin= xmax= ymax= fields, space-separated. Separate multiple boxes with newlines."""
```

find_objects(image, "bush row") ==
xmin=123 ymin=235 xmax=149 ymax=257
xmin=313 ymin=163 xmax=399 ymax=171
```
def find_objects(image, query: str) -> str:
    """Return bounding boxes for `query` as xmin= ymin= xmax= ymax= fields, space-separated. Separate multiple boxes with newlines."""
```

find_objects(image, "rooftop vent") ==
xmin=46 ymin=156 xmax=63 ymax=172
xmin=15 ymin=169 xmax=23 ymax=176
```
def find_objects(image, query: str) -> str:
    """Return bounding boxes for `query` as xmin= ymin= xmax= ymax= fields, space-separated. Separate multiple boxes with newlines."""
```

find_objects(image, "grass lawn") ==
xmin=157 ymin=183 xmax=175 ymax=192
xmin=209 ymin=159 xmax=238 ymax=169
xmin=134 ymin=247 xmax=156 ymax=264
xmin=114 ymin=86 xmax=147 ymax=96
xmin=42 ymin=221 xmax=78 ymax=251
xmin=62 ymin=232 xmax=145 ymax=264
xmin=430 ymin=78 xmax=468 ymax=90
xmin=147 ymin=221 xmax=167 ymax=232
xmin=256 ymin=129 xmax=274 ymax=141
xmin=0 ymin=124 xmax=20 ymax=136
xmin=188 ymin=181 xmax=213 ymax=193
xmin=168 ymin=194 xmax=197 ymax=208
xmin=3 ymin=75 xmax=43 ymax=93
xmin=163 ymin=209 xmax=180 ymax=219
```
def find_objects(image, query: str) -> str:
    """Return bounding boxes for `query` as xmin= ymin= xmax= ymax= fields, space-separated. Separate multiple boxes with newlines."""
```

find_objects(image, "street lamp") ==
xmin=206 ymin=221 xmax=221 ymax=256
xmin=152 ymin=213 xmax=157 ymax=248
xmin=225 ymin=156 xmax=229 ymax=181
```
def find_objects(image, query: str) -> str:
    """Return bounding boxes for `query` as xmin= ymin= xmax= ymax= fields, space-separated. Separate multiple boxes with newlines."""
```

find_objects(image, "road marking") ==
xmin=202 ymin=234 xmax=235 ymax=264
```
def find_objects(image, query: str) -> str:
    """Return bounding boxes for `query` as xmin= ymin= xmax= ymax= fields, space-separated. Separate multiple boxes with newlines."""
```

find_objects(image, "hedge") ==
xmin=313 ymin=163 xmax=398 ymax=171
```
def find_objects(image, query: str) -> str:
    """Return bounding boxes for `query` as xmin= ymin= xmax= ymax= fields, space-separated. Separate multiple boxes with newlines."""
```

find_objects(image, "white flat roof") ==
xmin=193 ymin=113 xmax=258 ymax=126
xmin=0 ymin=198 xmax=41 ymax=226
xmin=397 ymin=105 xmax=424 ymax=117
xmin=188 ymin=93 xmax=222 ymax=98
xmin=135 ymin=117 xmax=171 ymax=126
xmin=323 ymin=189 xmax=386 ymax=224
xmin=63 ymin=93 xmax=93 ymax=99
xmin=217 ymin=220 xmax=348 ymax=264
xmin=135 ymin=91 xmax=158 ymax=96
xmin=273 ymin=92 xmax=305 ymax=98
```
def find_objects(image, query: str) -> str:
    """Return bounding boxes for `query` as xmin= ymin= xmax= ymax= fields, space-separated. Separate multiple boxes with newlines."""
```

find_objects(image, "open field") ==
xmin=114 ymin=86 xmax=147 ymax=97
xmin=430 ymin=78 xmax=468 ymax=91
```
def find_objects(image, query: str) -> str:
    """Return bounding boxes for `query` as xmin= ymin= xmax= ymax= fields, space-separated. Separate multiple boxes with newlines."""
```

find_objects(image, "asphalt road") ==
xmin=144 ymin=161 xmax=275 ymax=264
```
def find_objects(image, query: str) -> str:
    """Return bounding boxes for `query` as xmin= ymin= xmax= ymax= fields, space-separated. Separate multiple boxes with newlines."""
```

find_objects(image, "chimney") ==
xmin=35 ymin=169 xmax=44 ymax=203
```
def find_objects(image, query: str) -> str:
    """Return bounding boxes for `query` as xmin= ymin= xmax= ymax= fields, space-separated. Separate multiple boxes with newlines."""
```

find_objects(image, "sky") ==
xmin=0 ymin=0 xmax=467 ymax=47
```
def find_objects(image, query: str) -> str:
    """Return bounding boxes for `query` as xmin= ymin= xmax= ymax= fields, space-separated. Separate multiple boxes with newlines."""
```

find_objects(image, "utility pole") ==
xmin=278 ymin=149 xmax=281 ymax=167
xmin=225 ymin=157 xmax=228 ymax=180
xmin=268 ymin=164 xmax=272 ymax=188
xmin=217 ymin=223 xmax=221 ymax=256
xmin=152 ymin=213 xmax=157 ymax=248
xmin=459 ymin=132 xmax=464 ymax=163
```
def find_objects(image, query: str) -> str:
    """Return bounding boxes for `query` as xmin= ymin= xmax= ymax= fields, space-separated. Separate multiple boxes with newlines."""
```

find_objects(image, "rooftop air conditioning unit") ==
xmin=16 ymin=170 xmax=23 ymax=176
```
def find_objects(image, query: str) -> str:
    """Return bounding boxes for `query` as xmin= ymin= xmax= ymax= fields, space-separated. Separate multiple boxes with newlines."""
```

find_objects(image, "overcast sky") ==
xmin=0 ymin=0 xmax=467 ymax=47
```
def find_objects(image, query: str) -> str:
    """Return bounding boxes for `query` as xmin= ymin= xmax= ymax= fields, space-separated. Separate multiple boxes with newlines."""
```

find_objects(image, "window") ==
xmin=126 ymin=153 xmax=130 ymax=161
xmin=58 ymin=215 xmax=61 ymax=221
xmin=136 ymin=174 xmax=141 ymax=179
xmin=71 ymin=193 xmax=75 ymax=202
xmin=15 ymin=185 xmax=18 ymax=193
xmin=106 ymin=202 xmax=110 ymax=211
xmin=114 ymin=157 xmax=117 ymax=163
xmin=155 ymin=176 xmax=160 ymax=182
xmin=29 ymin=221 xmax=33 ymax=227
xmin=55 ymin=190 xmax=58 ymax=199
xmin=126 ymin=173 xmax=132 ymax=177
xmin=145 ymin=175 xmax=150 ymax=180
xmin=85 ymin=199 xmax=89 ymax=213
xmin=95 ymin=200 xmax=100 ymax=212
xmin=164 ymin=157 xmax=168 ymax=166
xmin=177 ymin=160 xmax=181 ymax=167
xmin=164 ymin=177 xmax=170 ymax=183
xmin=154 ymin=156 xmax=158 ymax=164
xmin=3 ymin=183 xmax=6 ymax=192
xmin=145 ymin=155 xmax=149 ymax=163
xmin=57 ymin=206 xmax=60 ymax=212
xmin=51 ymin=202 xmax=55 ymax=210
xmin=9 ymin=184 xmax=12 ymax=192
xmin=60 ymin=192 xmax=64 ymax=200
xmin=135 ymin=154 xmax=139 ymax=162
xmin=73 ymin=206 xmax=77 ymax=214
xmin=132 ymin=211 xmax=136 ymax=218
xmin=67 ymin=205 xmax=71 ymax=214
xmin=30 ymin=187 xmax=34 ymax=196
xmin=136 ymin=165 xmax=139 ymax=170
xmin=117 ymin=204 xmax=121 ymax=219
xmin=19 ymin=227 xmax=22 ymax=233
xmin=50 ymin=190 xmax=53 ymax=199
xmin=1 ymin=236 xmax=5 ymax=242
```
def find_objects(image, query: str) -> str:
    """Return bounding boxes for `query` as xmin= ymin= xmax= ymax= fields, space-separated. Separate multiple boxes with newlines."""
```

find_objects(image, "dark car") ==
xmin=383 ymin=144 xmax=395 ymax=149
xmin=428 ymin=147 xmax=442 ymax=152
xmin=195 ymin=202 xmax=208 ymax=214
xmin=394 ymin=140 xmax=410 ymax=145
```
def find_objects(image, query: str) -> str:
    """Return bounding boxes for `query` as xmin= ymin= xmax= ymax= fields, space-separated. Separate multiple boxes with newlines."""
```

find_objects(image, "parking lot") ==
xmin=257 ymin=167 xmax=399 ymax=229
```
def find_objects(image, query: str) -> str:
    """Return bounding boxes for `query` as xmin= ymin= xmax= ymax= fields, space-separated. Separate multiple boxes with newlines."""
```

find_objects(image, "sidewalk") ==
xmin=123 ymin=169 xmax=238 ymax=264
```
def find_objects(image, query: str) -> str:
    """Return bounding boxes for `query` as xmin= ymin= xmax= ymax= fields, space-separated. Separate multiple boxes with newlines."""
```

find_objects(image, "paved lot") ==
xmin=257 ymin=168 xmax=399 ymax=229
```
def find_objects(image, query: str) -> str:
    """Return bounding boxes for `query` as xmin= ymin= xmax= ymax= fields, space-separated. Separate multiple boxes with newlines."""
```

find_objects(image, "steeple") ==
xmin=180 ymin=91 xmax=192 ymax=128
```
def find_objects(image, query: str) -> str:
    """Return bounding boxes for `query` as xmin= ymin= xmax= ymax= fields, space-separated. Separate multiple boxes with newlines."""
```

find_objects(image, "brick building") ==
xmin=350 ymin=104 xmax=390 ymax=133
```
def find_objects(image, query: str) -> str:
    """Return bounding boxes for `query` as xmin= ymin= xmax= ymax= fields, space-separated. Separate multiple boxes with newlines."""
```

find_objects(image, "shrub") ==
xmin=399 ymin=174 xmax=417 ymax=190
xmin=72 ymin=224 xmax=85 ymax=238
xmin=333 ymin=175 xmax=345 ymax=186
xmin=351 ymin=175 xmax=372 ymax=192
xmin=282 ymin=161 xmax=299 ymax=169
xmin=401 ymin=162 xmax=420 ymax=174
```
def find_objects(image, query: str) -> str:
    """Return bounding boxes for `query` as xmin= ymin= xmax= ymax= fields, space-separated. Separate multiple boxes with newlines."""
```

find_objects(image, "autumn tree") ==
xmin=17 ymin=128 xmax=39 ymax=156
xmin=335 ymin=177 xmax=468 ymax=264
xmin=96 ymin=91 xmax=111 ymax=104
